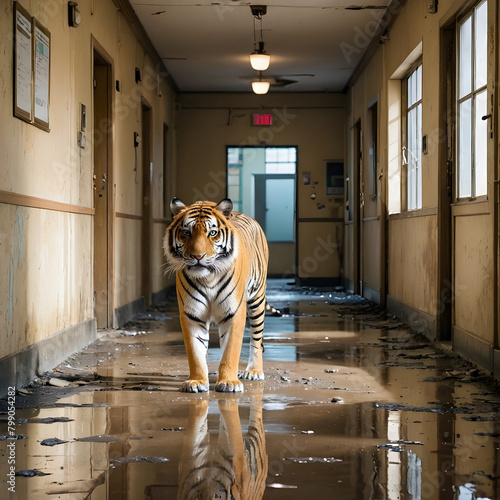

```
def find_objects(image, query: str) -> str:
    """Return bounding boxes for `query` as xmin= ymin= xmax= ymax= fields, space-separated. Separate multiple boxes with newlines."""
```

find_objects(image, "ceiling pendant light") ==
xmin=250 ymin=41 xmax=270 ymax=71
xmin=252 ymin=71 xmax=270 ymax=94
xmin=251 ymin=79 xmax=270 ymax=95
xmin=250 ymin=6 xmax=271 ymax=72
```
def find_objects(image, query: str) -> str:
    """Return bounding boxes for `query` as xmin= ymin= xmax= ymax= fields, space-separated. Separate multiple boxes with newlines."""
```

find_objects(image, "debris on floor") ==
xmin=1 ymin=279 xmax=500 ymax=499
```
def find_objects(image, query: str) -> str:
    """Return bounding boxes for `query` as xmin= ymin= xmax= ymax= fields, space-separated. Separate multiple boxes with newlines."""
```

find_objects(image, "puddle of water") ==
xmin=2 ymin=281 xmax=500 ymax=499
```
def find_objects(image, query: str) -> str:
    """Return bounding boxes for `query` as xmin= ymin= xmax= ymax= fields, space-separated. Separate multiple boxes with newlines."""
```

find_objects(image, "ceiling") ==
xmin=129 ymin=1 xmax=390 ymax=93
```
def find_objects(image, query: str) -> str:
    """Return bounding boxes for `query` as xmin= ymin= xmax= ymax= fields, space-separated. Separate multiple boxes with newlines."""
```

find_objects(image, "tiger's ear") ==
xmin=215 ymin=198 xmax=233 ymax=217
xmin=170 ymin=198 xmax=186 ymax=216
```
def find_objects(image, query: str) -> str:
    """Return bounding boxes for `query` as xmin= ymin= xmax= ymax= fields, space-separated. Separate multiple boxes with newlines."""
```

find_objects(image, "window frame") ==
xmin=455 ymin=0 xmax=488 ymax=202
xmin=401 ymin=59 xmax=423 ymax=211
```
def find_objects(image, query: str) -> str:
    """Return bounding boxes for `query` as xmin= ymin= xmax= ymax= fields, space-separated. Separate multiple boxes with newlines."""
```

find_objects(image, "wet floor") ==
xmin=1 ymin=280 xmax=500 ymax=499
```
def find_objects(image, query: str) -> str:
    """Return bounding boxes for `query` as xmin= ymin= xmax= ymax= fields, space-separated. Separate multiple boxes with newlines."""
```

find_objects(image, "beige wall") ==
xmin=344 ymin=0 xmax=499 ymax=370
xmin=176 ymin=92 xmax=345 ymax=279
xmin=0 ymin=0 xmax=175 ymax=368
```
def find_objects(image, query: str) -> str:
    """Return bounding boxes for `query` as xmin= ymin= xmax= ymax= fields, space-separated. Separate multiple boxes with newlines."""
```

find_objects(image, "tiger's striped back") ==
xmin=229 ymin=212 xmax=268 ymax=300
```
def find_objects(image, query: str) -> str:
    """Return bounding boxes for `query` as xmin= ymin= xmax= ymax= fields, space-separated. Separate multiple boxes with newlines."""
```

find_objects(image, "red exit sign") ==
xmin=252 ymin=113 xmax=273 ymax=126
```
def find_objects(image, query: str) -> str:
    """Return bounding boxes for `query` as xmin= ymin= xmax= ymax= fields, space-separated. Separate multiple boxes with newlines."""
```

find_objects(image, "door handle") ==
xmin=99 ymin=174 xmax=107 ymax=197
xmin=482 ymin=113 xmax=493 ymax=138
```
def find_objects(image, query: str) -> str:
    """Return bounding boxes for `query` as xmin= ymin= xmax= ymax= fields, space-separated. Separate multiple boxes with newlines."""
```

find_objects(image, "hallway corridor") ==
xmin=2 ymin=280 xmax=500 ymax=499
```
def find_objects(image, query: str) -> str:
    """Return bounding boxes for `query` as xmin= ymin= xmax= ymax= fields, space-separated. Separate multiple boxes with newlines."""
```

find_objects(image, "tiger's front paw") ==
xmin=181 ymin=380 xmax=209 ymax=393
xmin=238 ymin=370 xmax=264 ymax=380
xmin=215 ymin=379 xmax=244 ymax=392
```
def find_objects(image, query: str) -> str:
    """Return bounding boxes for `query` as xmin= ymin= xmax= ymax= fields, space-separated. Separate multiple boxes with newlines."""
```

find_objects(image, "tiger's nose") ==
xmin=192 ymin=254 xmax=204 ymax=260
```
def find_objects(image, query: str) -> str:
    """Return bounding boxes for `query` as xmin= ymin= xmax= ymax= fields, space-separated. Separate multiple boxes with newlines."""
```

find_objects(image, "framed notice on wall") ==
xmin=14 ymin=2 xmax=32 ymax=123
xmin=13 ymin=2 xmax=51 ymax=131
xmin=33 ymin=18 xmax=50 ymax=130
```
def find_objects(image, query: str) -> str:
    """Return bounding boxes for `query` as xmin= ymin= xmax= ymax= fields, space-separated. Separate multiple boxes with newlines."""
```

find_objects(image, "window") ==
xmin=265 ymin=147 xmax=296 ymax=173
xmin=457 ymin=0 xmax=487 ymax=199
xmin=226 ymin=147 xmax=296 ymax=242
xmin=404 ymin=64 xmax=422 ymax=210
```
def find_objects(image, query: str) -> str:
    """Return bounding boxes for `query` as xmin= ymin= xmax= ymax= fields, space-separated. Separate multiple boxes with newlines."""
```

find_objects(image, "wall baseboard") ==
xmin=0 ymin=318 xmax=96 ymax=398
xmin=363 ymin=283 xmax=380 ymax=304
xmin=454 ymin=327 xmax=493 ymax=373
xmin=343 ymin=278 xmax=354 ymax=294
xmin=387 ymin=295 xmax=437 ymax=340
xmin=114 ymin=297 xmax=145 ymax=328
xmin=152 ymin=285 xmax=176 ymax=306
xmin=295 ymin=277 xmax=341 ymax=287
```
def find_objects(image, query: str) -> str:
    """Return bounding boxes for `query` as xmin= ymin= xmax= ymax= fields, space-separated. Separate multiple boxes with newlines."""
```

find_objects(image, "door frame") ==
xmin=92 ymin=37 xmax=114 ymax=328
xmin=437 ymin=25 xmax=454 ymax=341
xmin=141 ymin=99 xmax=153 ymax=307
xmin=353 ymin=120 xmax=362 ymax=295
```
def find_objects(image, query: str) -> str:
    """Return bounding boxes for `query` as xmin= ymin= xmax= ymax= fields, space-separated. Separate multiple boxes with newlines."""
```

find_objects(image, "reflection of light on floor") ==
xmin=407 ymin=451 xmax=422 ymax=498
xmin=387 ymin=411 xmax=402 ymax=498
xmin=457 ymin=483 xmax=492 ymax=500
xmin=207 ymin=345 xmax=298 ymax=363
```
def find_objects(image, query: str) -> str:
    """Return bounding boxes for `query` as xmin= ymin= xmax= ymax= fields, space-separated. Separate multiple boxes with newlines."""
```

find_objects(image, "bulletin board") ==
xmin=13 ymin=2 xmax=51 ymax=131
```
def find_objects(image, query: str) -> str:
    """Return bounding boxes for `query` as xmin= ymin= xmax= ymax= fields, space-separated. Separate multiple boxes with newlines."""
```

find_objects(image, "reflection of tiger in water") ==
xmin=164 ymin=198 xmax=269 ymax=393
xmin=177 ymin=396 xmax=267 ymax=500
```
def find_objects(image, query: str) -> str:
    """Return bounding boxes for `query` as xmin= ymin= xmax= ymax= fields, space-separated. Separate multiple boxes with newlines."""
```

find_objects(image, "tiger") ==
xmin=177 ymin=395 xmax=268 ymax=500
xmin=163 ymin=197 xmax=269 ymax=393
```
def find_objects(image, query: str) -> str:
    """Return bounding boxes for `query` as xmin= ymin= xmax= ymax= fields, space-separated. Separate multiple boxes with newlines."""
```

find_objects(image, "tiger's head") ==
xmin=164 ymin=198 xmax=237 ymax=278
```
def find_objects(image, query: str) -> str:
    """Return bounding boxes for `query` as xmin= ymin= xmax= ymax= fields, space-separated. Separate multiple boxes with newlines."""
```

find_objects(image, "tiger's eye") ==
xmin=209 ymin=229 xmax=218 ymax=237
xmin=182 ymin=229 xmax=191 ymax=237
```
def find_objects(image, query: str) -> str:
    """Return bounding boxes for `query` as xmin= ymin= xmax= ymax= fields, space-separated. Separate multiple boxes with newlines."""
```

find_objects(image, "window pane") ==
xmin=266 ymin=162 xmax=295 ymax=174
xmin=407 ymin=105 xmax=422 ymax=210
xmin=408 ymin=107 xmax=415 ymax=209
xmin=277 ymin=148 xmax=288 ymax=162
xmin=227 ymin=148 xmax=241 ymax=165
xmin=265 ymin=148 xmax=278 ymax=162
xmin=475 ymin=1 xmax=487 ymax=90
xmin=227 ymin=185 xmax=239 ymax=201
xmin=459 ymin=15 xmax=472 ymax=98
xmin=474 ymin=89 xmax=488 ymax=196
xmin=458 ymin=98 xmax=472 ymax=198
xmin=416 ymin=103 xmax=422 ymax=208
xmin=406 ymin=65 xmax=422 ymax=210
xmin=416 ymin=65 xmax=422 ymax=102
xmin=407 ymin=72 xmax=414 ymax=107
xmin=227 ymin=176 xmax=239 ymax=187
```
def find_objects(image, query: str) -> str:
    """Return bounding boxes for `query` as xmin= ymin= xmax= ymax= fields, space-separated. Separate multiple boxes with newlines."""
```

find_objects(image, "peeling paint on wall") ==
xmin=9 ymin=259 xmax=13 ymax=333
xmin=14 ymin=207 xmax=24 ymax=267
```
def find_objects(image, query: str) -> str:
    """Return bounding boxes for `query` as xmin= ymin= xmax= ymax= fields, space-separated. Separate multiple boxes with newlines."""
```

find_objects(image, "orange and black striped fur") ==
xmin=177 ymin=396 xmax=267 ymax=499
xmin=164 ymin=198 xmax=269 ymax=392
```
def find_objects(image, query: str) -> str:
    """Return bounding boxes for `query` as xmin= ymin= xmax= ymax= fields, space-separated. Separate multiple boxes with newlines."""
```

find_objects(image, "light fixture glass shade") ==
xmin=251 ymin=80 xmax=270 ymax=94
xmin=249 ymin=52 xmax=271 ymax=71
